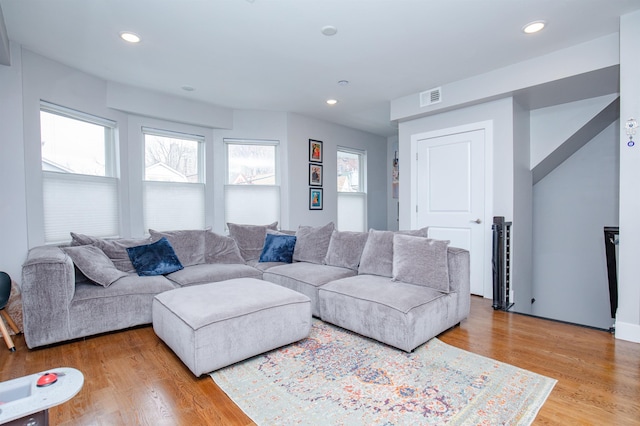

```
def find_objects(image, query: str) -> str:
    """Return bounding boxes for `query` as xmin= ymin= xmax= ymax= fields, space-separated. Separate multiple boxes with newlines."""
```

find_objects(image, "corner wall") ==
xmin=0 ymin=42 xmax=27 ymax=282
xmin=617 ymin=10 xmax=640 ymax=343
xmin=286 ymin=113 xmax=387 ymax=231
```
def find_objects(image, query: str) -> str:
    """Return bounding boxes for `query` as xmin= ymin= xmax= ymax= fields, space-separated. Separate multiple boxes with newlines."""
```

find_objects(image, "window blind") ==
xmin=224 ymin=185 xmax=280 ymax=227
xmin=337 ymin=192 xmax=367 ymax=232
xmin=143 ymin=181 xmax=205 ymax=232
xmin=43 ymin=172 xmax=119 ymax=243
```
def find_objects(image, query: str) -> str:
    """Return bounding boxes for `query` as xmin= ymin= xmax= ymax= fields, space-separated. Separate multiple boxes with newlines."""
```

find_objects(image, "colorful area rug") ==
xmin=211 ymin=320 xmax=556 ymax=425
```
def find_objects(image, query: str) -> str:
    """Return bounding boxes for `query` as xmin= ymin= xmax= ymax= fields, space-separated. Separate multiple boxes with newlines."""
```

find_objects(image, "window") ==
xmin=40 ymin=102 xmax=119 ymax=243
xmin=143 ymin=128 xmax=205 ymax=231
xmin=225 ymin=139 xmax=280 ymax=226
xmin=337 ymin=147 xmax=367 ymax=232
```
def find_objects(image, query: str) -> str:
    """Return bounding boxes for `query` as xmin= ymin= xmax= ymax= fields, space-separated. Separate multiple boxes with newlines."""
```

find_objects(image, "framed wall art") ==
xmin=309 ymin=139 xmax=323 ymax=163
xmin=309 ymin=164 xmax=323 ymax=186
xmin=309 ymin=188 xmax=323 ymax=210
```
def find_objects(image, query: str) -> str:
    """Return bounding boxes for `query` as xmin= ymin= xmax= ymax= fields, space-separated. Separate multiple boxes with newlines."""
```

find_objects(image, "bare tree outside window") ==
xmin=227 ymin=144 xmax=276 ymax=185
xmin=144 ymin=134 xmax=200 ymax=183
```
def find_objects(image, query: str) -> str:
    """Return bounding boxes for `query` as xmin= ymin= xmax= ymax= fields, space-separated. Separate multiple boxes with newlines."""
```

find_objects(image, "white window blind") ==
xmin=143 ymin=181 xmax=205 ymax=231
xmin=224 ymin=185 xmax=280 ymax=226
xmin=43 ymin=172 xmax=119 ymax=243
xmin=337 ymin=192 xmax=367 ymax=232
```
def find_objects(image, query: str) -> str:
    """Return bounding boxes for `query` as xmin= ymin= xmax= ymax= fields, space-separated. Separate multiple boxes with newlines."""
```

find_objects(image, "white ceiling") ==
xmin=1 ymin=0 xmax=639 ymax=137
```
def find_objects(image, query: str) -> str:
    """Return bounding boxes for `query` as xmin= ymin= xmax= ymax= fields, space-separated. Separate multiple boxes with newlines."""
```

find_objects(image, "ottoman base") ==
xmin=153 ymin=278 xmax=311 ymax=376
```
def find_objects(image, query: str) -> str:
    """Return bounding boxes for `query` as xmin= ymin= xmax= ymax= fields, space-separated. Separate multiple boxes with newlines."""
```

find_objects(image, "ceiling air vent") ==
xmin=420 ymin=87 xmax=442 ymax=107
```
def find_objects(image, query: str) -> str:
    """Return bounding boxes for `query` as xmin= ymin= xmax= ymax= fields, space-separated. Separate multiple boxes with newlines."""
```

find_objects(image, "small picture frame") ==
xmin=309 ymin=164 xmax=323 ymax=186
xmin=309 ymin=188 xmax=323 ymax=210
xmin=309 ymin=139 xmax=323 ymax=163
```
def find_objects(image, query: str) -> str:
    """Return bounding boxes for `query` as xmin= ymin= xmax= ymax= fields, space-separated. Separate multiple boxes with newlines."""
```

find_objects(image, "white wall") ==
xmin=530 ymin=94 xmax=619 ymax=168
xmin=532 ymin=122 xmax=619 ymax=329
xmin=286 ymin=113 xmax=387 ymax=231
xmin=617 ymin=10 xmax=640 ymax=343
xmin=0 ymin=42 xmax=27 ymax=282
xmin=391 ymin=34 xmax=620 ymax=123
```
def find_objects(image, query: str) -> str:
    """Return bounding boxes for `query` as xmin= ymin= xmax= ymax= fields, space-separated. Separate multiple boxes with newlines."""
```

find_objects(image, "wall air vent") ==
xmin=419 ymin=87 xmax=442 ymax=107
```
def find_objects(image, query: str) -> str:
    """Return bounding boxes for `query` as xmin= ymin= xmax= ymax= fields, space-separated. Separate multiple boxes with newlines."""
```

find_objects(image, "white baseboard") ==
xmin=615 ymin=321 xmax=640 ymax=343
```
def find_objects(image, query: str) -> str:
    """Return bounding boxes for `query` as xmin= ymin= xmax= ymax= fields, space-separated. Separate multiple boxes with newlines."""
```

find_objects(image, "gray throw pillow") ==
xmin=358 ymin=227 xmax=429 ymax=277
xmin=70 ymin=232 xmax=151 ymax=273
xmin=227 ymin=222 xmax=278 ymax=261
xmin=293 ymin=222 xmax=335 ymax=264
xmin=392 ymin=234 xmax=450 ymax=292
xmin=324 ymin=230 xmax=369 ymax=271
xmin=149 ymin=229 xmax=206 ymax=267
xmin=205 ymin=231 xmax=245 ymax=264
xmin=63 ymin=245 xmax=128 ymax=287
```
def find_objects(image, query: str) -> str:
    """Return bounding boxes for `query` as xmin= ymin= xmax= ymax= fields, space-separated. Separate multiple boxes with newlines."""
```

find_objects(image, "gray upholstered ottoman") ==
xmin=152 ymin=277 xmax=312 ymax=376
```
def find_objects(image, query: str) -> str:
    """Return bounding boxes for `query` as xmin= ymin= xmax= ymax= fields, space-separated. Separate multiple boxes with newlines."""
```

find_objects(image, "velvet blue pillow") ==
xmin=126 ymin=237 xmax=184 ymax=276
xmin=259 ymin=234 xmax=297 ymax=263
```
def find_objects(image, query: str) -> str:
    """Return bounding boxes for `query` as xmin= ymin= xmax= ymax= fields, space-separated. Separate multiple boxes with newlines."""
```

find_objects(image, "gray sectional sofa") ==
xmin=20 ymin=222 xmax=470 ymax=353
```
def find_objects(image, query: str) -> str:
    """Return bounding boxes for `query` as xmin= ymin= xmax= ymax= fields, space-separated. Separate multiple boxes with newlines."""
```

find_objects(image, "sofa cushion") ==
xmin=227 ymin=222 xmax=278 ymax=261
xmin=149 ymin=229 xmax=206 ymax=267
xmin=292 ymin=222 xmax=335 ymax=264
xmin=323 ymin=230 xmax=369 ymax=271
xmin=127 ymin=237 xmax=184 ymax=277
xmin=165 ymin=263 xmax=262 ymax=287
xmin=70 ymin=233 xmax=152 ymax=273
xmin=319 ymin=274 xmax=446 ymax=315
xmin=357 ymin=228 xmax=429 ymax=277
xmin=204 ymin=231 xmax=245 ymax=264
xmin=62 ymin=245 xmax=127 ymax=287
xmin=392 ymin=234 xmax=450 ymax=292
xmin=259 ymin=234 xmax=297 ymax=263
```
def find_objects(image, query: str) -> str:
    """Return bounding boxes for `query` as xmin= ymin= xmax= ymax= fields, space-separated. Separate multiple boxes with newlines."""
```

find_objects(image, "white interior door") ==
xmin=414 ymin=129 xmax=485 ymax=295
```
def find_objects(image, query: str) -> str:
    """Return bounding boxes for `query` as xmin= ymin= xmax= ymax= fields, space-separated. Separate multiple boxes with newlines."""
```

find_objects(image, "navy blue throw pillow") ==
xmin=259 ymin=234 xmax=297 ymax=263
xmin=126 ymin=237 xmax=184 ymax=276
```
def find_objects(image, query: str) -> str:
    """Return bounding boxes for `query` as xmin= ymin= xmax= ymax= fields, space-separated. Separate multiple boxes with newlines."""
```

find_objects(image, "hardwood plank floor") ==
xmin=1 ymin=296 xmax=638 ymax=425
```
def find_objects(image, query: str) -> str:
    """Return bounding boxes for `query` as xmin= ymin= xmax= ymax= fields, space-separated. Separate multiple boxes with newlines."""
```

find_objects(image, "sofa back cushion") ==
xmin=227 ymin=222 xmax=278 ymax=261
xmin=62 ymin=245 xmax=128 ymax=287
xmin=149 ymin=229 xmax=206 ymax=267
xmin=391 ymin=234 xmax=450 ymax=292
xmin=293 ymin=222 xmax=335 ymax=264
xmin=71 ymin=232 xmax=151 ymax=273
xmin=357 ymin=227 xmax=429 ymax=277
xmin=324 ymin=230 xmax=369 ymax=271
xmin=205 ymin=231 xmax=245 ymax=264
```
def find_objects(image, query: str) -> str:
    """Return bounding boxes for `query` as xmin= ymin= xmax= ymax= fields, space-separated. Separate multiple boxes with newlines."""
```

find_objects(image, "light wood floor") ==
xmin=1 ymin=296 xmax=638 ymax=425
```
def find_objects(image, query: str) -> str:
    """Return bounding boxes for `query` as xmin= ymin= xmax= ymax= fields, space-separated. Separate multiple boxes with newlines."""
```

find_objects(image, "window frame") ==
xmin=224 ymin=138 xmax=280 ymax=186
xmin=224 ymin=138 xmax=281 ymax=227
xmin=141 ymin=126 xmax=206 ymax=231
xmin=337 ymin=146 xmax=368 ymax=232
xmin=39 ymin=102 xmax=120 ymax=243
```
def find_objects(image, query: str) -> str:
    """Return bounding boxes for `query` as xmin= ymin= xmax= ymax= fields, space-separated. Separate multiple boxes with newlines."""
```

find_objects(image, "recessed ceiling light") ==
xmin=522 ymin=20 xmax=546 ymax=34
xmin=321 ymin=25 xmax=338 ymax=36
xmin=120 ymin=32 xmax=141 ymax=43
xmin=181 ymin=85 xmax=195 ymax=92
xmin=326 ymin=99 xmax=338 ymax=105
xmin=337 ymin=80 xmax=349 ymax=86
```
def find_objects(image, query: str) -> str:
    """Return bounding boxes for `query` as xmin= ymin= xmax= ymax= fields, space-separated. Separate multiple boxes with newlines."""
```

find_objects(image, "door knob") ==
xmin=471 ymin=218 xmax=482 ymax=224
